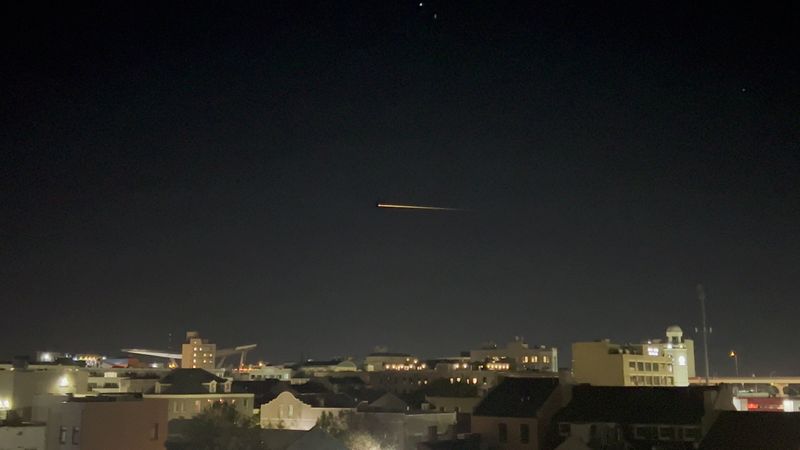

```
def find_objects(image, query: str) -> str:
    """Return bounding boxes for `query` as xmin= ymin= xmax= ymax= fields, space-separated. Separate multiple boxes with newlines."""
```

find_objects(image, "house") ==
xmin=552 ymin=384 xmax=734 ymax=449
xmin=699 ymin=411 xmax=800 ymax=450
xmin=260 ymin=390 xmax=358 ymax=430
xmin=143 ymin=368 xmax=253 ymax=421
xmin=471 ymin=376 xmax=566 ymax=450
xmin=356 ymin=393 xmax=458 ymax=450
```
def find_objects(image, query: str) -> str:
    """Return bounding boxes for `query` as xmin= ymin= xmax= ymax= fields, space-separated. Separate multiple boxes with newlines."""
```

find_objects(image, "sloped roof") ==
xmin=554 ymin=385 xmax=714 ymax=425
xmin=232 ymin=379 xmax=287 ymax=405
xmin=699 ymin=411 xmax=800 ymax=450
xmin=361 ymin=392 xmax=409 ymax=412
xmin=473 ymin=377 xmax=560 ymax=417
xmin=292 ymin=381 xmax=331 ymax=394
xmin=296 ymin=392 xmax=357 ymax=408
xmin=152 ymin=368 xmax=228 ymax=394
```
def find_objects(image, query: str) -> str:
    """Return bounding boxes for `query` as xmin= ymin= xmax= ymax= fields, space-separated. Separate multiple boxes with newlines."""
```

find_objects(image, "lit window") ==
xmin=532 ymin=356 xmax=538 ymax=363
xmin=543 ymin=356 xmax=549 ymax=363
xmin=523 ymin=356 xmax=529 ymax=363
xmin=59 ymin=427 xmax=67 ymax=444
xmin=678 ymin=356 xmax=687 ymax=366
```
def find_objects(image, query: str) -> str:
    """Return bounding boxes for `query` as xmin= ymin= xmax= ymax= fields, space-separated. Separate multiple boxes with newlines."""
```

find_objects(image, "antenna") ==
xmin=697 ymin=284 xmax=711 ymax=384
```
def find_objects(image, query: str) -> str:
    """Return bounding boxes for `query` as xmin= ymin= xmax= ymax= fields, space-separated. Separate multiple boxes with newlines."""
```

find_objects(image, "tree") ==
xmin=166 ymin=402 xmax=263 ymax=450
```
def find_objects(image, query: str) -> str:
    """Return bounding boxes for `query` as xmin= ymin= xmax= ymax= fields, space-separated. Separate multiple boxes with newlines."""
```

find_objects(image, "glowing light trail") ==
xmin=377 ymin=202 xmax=466 ymax=212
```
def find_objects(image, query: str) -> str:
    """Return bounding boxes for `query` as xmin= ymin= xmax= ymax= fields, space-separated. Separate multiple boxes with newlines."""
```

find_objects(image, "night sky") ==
xmin=2 ymin=2 xmax=798 ymax=375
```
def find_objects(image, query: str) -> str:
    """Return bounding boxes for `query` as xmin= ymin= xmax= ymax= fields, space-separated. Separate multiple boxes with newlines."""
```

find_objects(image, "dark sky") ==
xmin=1 ymin=2 xmax=798 ymax=375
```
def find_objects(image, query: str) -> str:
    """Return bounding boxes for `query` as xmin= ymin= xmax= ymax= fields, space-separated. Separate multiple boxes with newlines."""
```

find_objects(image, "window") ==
xmin=532 ymin=356 xmax=538 ymax=363
xmin=682 ymin=427 xmax=701 ymax=441
xmin=637 ymin=362 xmax=644 ymax=371
xmin=659 ymin=426 xmax=675 ymax=440
xmin=543 ymin=356 xmax=549 ymax=363
xmin=630 ymin=376 xmax=637 ymax=385
xmin=151 ymin=423 xmax=159 ymax=440
xmin=645 ymin=363 xmax=652 ymax=371
xmin=629 ymin=361 xmax=636 ymax=369
xmin=498 ymin=423 xmax=508 ymax=443
xmin=520 ymin=423 xmax=530 ymax=444
xmin=59 ymin=427 xmax=67 ymax=444
xmin=634 ymin=426 xmax=658 ymax=440
xmin=522 ymin=356 xmax=529 ymax=363
xmin=72 ymin=427 xmax=80 ymax=445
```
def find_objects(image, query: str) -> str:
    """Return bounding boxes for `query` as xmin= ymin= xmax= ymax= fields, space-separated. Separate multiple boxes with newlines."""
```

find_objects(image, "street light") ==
xmin=729 ymin=350 xmax=739 ymax=377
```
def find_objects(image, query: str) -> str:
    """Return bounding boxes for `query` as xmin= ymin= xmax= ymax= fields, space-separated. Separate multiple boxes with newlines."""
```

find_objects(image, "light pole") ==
xmin=697 ymin=284 xmax=711 ymax=384
xmin=729 ymin=350 xmax=739 ymax=377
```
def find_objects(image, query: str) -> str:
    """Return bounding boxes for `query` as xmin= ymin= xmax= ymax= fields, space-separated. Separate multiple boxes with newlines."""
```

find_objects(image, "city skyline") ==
xmin=2 ymin=2 xmax=798 ymax=376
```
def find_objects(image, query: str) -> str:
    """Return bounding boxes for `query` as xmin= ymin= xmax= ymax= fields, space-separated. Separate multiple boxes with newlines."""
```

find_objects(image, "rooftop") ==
xmin=473 ymin=377 xmax=560 ymax=417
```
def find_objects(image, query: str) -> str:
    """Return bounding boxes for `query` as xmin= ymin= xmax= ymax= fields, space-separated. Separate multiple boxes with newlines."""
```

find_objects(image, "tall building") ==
xmin=180 ymin=331 xmax=217 ymax=370
xmin=572 ymin=326 xmax=695 ymax=387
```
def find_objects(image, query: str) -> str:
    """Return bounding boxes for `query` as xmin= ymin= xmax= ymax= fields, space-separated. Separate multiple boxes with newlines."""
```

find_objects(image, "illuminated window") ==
xmin=532 ymin=356 xmax=538 ymax=363
xmin=59 ymin=427 xmax=67 ymax=444
xmin=543 ymin=356 xmax=549 ymax=363
xmin=523 ymin=356 xmax=529 ymax=363
xmin=678 ymin=356 xmax=687 ymax=366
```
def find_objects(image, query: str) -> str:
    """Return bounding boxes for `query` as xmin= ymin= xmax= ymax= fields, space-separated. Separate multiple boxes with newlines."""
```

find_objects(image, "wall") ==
xmin=80 ymin=398 xmax=167 ymax=450
xmin=0 ymin=369 xmax=88 ymax=420
xmin=571 ymin=342 xmax=624 ymax=386
xmin=472 ymin=416 xmax=540 ymax=450
xmin=144 ymin=393 xmax=253 ymax=420
xmin=259 ymin=391 xmax=353 ymax=430
xmin=0 ymin=425 xmax=46 ymax=450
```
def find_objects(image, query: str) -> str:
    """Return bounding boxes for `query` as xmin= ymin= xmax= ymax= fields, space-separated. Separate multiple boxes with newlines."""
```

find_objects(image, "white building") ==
xmin=259 ymin=391 xmax=356 ymax=430
xmin=572 ymin=326 xmax=695 ymax=387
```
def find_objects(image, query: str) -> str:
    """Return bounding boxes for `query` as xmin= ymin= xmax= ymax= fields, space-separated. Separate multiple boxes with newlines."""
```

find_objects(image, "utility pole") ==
xmin=697 ymin=284 xmax=711 ymax=384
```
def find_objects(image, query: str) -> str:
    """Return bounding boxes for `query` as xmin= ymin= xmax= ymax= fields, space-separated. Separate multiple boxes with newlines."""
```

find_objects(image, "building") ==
xmin=572 ymin=326 xmax=695 ymax=387
xmin=552 ymin=384 xmax=734 ymax=449
xmin=0 ymin=423 xmax=46 ymax=450
xmin=0 ymin=362 xmax=88 ymax=420
xmin=32 ymin=394 xmax=167 ymax=450
xmin=470 ymin=338 xmax=558 ymax=372
xmin=233 ymin=364 xmax=293 ymax=381
xmin=292 ymin=360 xmax=358 ymax=377
xmin=259 ymin=390 xmax=357 ymax=430
xmin=356 ymin=393 xmax=458 ymax=450
xmin=571 ymin=329 xmax=690 ymax=388
xmin=471 ymin=377 xmax=568 ymax=450
xmin=699 ymin=411 xmax=800 ymax=450
xmin=181 ymin=331 xmax=217 ymax=370
xmin=364 ymin=353 xmax=425 ymax=371
xmin=86 ymin=368 xmax=167 ymax=394
xmin=143 ymin=368 xmax=253 ymax=421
